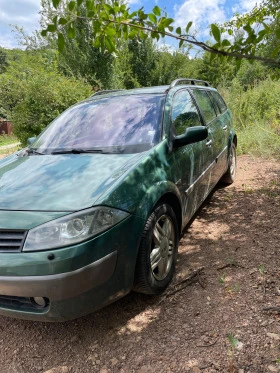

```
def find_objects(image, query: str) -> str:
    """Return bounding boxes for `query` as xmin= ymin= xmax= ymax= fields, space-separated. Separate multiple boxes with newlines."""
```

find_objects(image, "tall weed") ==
xmin=219 ymin=78 xmax=280 ymax=158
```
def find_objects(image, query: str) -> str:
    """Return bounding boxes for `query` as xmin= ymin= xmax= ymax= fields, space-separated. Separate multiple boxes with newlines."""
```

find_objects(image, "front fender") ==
xmin=135 ymin=180 xmax=182 ymax=221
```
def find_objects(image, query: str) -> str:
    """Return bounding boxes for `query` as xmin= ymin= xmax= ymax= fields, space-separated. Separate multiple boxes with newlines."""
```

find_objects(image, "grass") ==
xmin=0 ymin=133 xmax=19 ymax=147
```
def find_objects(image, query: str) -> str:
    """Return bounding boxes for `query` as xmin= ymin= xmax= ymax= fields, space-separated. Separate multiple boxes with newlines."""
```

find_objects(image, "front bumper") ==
xmin=0 ymin=251 xmax=117 ymax=301
xmin=0 ymin=214 xmax=145 ymax=321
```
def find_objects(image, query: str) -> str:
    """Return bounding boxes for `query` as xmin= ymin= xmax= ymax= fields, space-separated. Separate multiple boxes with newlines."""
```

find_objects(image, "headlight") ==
xmin=23 ymin=207 xmax=129 ymax=252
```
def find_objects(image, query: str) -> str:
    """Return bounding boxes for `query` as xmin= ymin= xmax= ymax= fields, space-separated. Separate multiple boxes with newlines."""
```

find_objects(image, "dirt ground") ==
xmin=0 ymin=155 xmax=280 ymax=373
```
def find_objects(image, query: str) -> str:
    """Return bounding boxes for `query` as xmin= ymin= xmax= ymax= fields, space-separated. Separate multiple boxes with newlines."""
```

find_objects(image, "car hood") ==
xmin=0 ymin=152 xmax=143 ymax=211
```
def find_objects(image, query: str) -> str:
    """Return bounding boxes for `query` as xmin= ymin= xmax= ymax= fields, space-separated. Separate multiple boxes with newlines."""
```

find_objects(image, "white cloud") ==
xmin=174 ymin=0 xmax=227 ymax=37
xmin=232 ymin=0 xmax=262 ymax=14
xmin=0 ymin=0 xmax=40 ymax=48
xmin=126 ymin=0 xmax=141 ymax=4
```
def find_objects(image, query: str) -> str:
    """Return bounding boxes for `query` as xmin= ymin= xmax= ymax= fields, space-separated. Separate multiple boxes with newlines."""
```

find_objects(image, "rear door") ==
xmin=190 ymin=88 xmax=225 ymax=192
xmin=208 ymin=90 xmax=231 ymax=180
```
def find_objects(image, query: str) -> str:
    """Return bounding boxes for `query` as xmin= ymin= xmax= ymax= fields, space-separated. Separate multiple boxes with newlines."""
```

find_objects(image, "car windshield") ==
xmin=31 ymin=94 xmax=165 ymax=154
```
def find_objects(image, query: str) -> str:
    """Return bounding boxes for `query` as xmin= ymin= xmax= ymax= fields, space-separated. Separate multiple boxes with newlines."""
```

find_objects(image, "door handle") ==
xmin=206 ymin=139 xmax=213 ymax=147
xmin=222 ymin=125 xmax=228 ymax=130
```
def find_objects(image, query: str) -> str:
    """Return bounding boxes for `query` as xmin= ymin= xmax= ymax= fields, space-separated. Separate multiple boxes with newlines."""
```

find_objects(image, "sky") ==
xmin=0 ymin=0 xmax=262 ymax=49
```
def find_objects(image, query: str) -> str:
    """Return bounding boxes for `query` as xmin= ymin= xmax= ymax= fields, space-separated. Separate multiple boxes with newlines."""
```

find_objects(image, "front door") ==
xmin=168 ymin=89 xmax=211 ymax=225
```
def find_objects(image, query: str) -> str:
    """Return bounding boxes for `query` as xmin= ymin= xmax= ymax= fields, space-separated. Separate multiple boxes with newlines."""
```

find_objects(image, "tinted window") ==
xmin=192 ymin=89 xmax=217 ymax=124
xmin=32 ymin=94 xmax=165 ymax=154
xmin=210 ymin=91 xmax=228 ymax=113
xmin=171 ymin=90 xmax=202 ymax=135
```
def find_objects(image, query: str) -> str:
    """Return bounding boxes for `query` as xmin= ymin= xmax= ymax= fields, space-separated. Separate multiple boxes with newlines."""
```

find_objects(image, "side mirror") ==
xmin=27 ymin=137 xmax=36 ymax=146
xmin=173 ymin=126 xmax=208 ymax=148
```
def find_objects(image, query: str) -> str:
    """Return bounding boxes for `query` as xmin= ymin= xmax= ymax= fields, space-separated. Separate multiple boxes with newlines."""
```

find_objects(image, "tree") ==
xmin=0 ymin=48 xmax=8 ymax=74
xmin=0 ymin=51 xmax=92 ymax=143
xmin=42 ymin=0 xmax=280 ymax=67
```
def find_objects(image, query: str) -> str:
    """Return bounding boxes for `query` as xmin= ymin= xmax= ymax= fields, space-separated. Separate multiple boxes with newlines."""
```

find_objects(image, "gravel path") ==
xmin=0 ymin=155 xmax=279 ymax=373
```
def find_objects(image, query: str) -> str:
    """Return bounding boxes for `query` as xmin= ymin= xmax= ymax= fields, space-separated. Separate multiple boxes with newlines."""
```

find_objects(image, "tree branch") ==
xmin=75 ymin=15 xmax=280 ymax=66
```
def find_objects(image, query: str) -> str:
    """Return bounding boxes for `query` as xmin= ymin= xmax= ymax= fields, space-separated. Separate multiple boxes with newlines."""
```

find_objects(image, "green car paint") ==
xmin=0 ymin=81 xmax=236 ymax=321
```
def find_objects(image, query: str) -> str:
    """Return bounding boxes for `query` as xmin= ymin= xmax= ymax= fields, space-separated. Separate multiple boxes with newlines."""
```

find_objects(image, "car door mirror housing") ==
xmin=173 ymin=126 xmax=208 ymax=148
xmin=27 ymin=137 xmax=36 ymax=146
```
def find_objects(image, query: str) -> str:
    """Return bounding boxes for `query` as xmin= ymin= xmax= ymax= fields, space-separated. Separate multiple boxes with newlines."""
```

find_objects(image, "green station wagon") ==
xmin=0 ymin=79 xmax=237 ymax=321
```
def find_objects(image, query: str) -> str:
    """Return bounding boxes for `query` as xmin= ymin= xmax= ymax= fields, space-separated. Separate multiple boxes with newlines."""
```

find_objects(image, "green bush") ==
xmin=220 ymin=78 xmax=280 ymax=158
xmin=0 ymin=52 xmax=92 ymax=144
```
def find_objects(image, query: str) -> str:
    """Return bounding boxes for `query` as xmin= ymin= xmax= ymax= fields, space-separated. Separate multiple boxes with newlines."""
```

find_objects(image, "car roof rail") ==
xmin=91 ymin=89 xmax=124 ymax=97
xmin=169 ymin=78 xmax=211 ymax=89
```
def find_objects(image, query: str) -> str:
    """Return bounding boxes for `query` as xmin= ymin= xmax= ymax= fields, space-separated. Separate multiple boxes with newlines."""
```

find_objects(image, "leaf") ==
xmin=46 ymin=24 xmax=57 ymax=32
xmin=176 ymin=27 xmax=181 ymax=35
xmin=58 ymin=17 xmax=68 ymax=25
xmin=57 ymin=32 xmax=65 ymax=51
xmin=105 ymin=37 xmax=116 ymax=53
xmin=128 ymin=29 xmax=138 ymax=39
xmin=276 ymin=28 xmax=280 ymax=39
xmin=211 ymin=24 xmax=221 ymax=42
xmin=85 ymin=0 xmax=94 ymax=10
xmin=104 ymin=26 xmax=116 ymax=36
xmin=228 ymin=334 xmax=239 ymax=348
xmin=67 ymin=24 xmax=76 ymax=39
xmin=179 ymin=39 xmax=184 ymax=48
xmin=185 ymin=21 xmax=193 ymax=33
xmin=52 ymin=16 xmax=58 ymax=26
xmin=77 ymin=0 xmax=83 ymax=6
xmin=52 ymin=0 xmax=61 ymax=9
xmin=148 ymin=13 xmax=157 ymax=24
xmin=222 ymin=39 xmax=231 ymax=47
xmin=243 ymin=24 xmax=252 ymax=34
xmin=68 ymin=1 xmax=76 ymax=11
xmin=153 ymin=5 xmax=161 ymax=16
xmin=41 ymin=29 xmax=47 ymax=37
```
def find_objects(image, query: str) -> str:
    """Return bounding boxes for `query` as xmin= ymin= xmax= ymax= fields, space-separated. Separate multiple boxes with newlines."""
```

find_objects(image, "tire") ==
xmin=133 ymin=203 xmax=179 ymax=294
xmin=221 ymin=143 xmax=237 ymax=184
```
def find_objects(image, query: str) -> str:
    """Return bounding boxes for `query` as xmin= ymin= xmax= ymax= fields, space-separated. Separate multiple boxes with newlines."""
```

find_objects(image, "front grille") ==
xmin=0 ymin=230 xmax=27 ymax=252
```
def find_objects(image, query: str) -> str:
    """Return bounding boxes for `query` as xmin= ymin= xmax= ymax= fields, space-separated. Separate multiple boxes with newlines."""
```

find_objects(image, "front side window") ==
xmin=192 ymin=89 xmax=217 ymax=124
xmin=171 ymin=90 xmax=202 ymax=135
xmin=31 ymin=94 xmax=165 ymax=154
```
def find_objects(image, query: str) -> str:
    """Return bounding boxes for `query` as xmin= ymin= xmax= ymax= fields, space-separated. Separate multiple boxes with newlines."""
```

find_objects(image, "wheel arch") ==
xmin=153 ymin=192 xmax=183 ymax=235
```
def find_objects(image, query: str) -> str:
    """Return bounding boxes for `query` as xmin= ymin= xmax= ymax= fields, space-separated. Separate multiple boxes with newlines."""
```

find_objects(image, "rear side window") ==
xmin=192 ymin=89 xmax=217 ymax=124
xmin=171 ymin=90 xmax=202 ymax=135
xmin=210 ymin=91 xmax=228 ymax=113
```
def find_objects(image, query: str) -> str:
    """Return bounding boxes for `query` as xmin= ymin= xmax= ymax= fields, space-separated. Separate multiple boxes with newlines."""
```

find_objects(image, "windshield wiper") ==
xmin=27 ymin=148 xmax=45 ymax=155
xmin=51 ymin=146 xmax=124 ymax=155
xmin=51 ymin=148 xmax=105 ymax=155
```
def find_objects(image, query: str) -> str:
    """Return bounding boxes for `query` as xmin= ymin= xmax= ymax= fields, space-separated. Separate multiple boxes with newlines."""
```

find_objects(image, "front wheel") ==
xmin=221 ymin=143 xmax=237 ymax=184
xmin=133 ymin=203 xmax=179 ymax=294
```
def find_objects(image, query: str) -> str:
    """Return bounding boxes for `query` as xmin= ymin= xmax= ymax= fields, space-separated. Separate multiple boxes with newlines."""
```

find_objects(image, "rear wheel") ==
xmin=221 ymin=143 xmax=237 ymax=184
xmin=134 ymin=204 xmax=179 ymax=294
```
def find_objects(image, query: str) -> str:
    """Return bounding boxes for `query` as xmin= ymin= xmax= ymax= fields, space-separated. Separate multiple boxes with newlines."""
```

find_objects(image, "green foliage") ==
xmin=227 ymin=334 xmax=240 ymax=349
xmin=127 ymin=38 xmax=157 ymax=87
xmin=0 ymin=48 xmax=8 ymax=74
xmin=0 ymin=134 xmax=18 ymax=147
xmin=0 ymin=51 xmax=92 ymax=144
xmin=219 ymin=78 xmax=280 ymax=158
xmin=41 ymin=0 xmax=280 ymax=67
